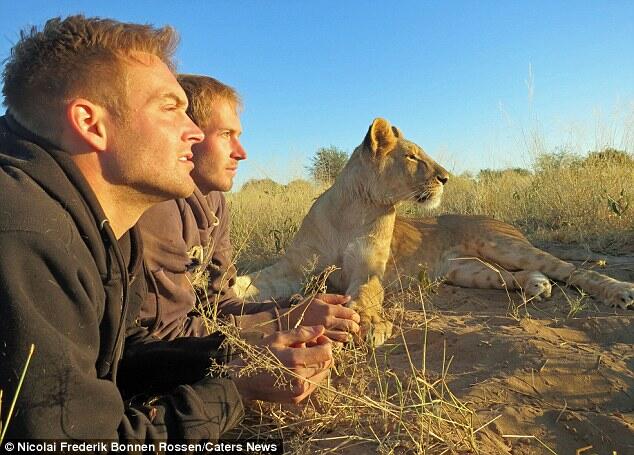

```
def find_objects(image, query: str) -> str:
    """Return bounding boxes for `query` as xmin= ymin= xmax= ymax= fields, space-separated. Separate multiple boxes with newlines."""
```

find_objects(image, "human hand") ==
xmin=230 ymin=325 xmax=333 ymax=404
xmin=281 ymin=293 xmax=360 ymax=343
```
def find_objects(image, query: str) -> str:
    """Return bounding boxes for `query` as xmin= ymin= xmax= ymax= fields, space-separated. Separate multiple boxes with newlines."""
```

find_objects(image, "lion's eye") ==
xmin=406 ymin=154 xmax=419 ymax=162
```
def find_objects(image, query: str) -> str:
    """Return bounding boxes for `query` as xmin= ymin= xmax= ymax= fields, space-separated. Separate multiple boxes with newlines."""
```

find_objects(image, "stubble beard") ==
xmin=112 ymin=129 xmax=196 ymax=203
xmin=192 ymin=168 xmax=234 ymax=194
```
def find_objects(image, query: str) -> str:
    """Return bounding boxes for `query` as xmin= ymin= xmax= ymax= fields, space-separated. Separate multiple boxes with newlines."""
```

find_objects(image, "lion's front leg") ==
xmin=346 ymin=275 xmax=392 ymax=346
xmin=341 ymin=217 xmax=395 ymax=347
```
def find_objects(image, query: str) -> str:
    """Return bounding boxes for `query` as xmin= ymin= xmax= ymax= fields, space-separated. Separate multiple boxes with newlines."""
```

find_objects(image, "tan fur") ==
xmin=235 ymin=118 xmax=449 ymax=345
xmin=236 ymin=121 xmax=634 ymax=347
xmin=388 ymin=215 xmax=634 ymax=309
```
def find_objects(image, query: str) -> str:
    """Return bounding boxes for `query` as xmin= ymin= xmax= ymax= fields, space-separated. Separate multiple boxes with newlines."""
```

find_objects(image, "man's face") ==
xmin=103 ymin=53 xmax=204 ymax=201
xmin=190 ymin=100 xmax=247 ymax=194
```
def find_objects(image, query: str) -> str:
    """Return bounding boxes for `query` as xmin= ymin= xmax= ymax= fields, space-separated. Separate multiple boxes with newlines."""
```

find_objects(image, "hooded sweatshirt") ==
xmin=137 ymin=189 xmax=299 ymax=340
xmin=0 ymin=115 xmax=243 ymax=442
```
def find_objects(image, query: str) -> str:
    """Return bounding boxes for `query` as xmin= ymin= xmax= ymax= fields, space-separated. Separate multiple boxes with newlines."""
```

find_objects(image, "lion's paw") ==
xmin=358 ymin=313 xmax=393 ymax=347
xmin=606 ymin=283 xmax=634 ymax=309
xmin=523 ymin=272 xmax=552 ymax=301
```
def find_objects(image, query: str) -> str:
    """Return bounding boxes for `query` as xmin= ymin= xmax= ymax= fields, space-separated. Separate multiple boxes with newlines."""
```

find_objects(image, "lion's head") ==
xmin=341 ymin=117 xmax=449 ymax=207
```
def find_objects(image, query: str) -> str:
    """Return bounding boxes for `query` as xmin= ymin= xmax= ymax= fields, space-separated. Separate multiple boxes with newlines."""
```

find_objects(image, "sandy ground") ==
xmin=238 ymin=246 xmax=633 ymax=454
xmin=379 ymin=246 xmax=634 ymax=454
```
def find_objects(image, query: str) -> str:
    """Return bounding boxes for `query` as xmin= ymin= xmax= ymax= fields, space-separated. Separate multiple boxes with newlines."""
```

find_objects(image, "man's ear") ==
xmin=65 ymin=99 xmax=108 ymax=151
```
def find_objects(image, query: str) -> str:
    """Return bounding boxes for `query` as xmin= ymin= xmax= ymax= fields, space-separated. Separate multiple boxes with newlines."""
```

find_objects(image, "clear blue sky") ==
xmin=1 ymin=1 xmax=633 ymax=186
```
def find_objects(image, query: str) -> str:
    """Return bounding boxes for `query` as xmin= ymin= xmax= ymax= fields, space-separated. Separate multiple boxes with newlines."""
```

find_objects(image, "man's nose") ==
xmin=233 ymin=141 xmax=247 ymax=160
xmin=184 ymin=116 xmax=205 ymax=144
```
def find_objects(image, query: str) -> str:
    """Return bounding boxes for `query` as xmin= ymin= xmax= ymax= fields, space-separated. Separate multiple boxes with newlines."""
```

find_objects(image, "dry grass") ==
xmin=202 ymin=274 xmax=486 ymax=454
xmin=222 ymin=149 xmax=634 ymax=453
xmin=229 ymin=151 xmax=634 ymax=269
xmin=229 ymin=179 xmax=326 ymax=272
xmin=0 ymin=344 xmax=35 ymax=444
xmin=406 ymin=155 xmax=634 ymax=253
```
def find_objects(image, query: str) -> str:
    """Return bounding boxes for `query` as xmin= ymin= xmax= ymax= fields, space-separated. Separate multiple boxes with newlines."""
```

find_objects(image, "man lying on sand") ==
xmin=136 ymin=74 xmax=361 ymax=344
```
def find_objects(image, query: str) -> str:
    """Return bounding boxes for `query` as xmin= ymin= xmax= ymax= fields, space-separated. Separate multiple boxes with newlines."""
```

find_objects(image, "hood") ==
xmin=0 ymin=114 xmax=113 ymax=279
xmin=0 ymin=113 xmax=143 ymax=379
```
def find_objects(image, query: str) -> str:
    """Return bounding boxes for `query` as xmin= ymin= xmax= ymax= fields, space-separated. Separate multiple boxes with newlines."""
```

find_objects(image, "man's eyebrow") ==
xmin=153 ymin=92 xmax=188 ymax=107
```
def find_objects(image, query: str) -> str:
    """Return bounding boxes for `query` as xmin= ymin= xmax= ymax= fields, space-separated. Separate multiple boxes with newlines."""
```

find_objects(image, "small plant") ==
xmin=307 ymin=146 xmax=349 ymax=185
xmin=270 ymin=218 xmax=300 ymax=255
xmin=301 ymin=261 xmax=338 ymax=298
xmin=558 ymin=284 xmax=591 ymax=318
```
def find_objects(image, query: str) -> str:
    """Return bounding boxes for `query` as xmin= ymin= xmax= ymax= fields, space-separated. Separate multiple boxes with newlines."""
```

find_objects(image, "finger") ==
xmin=313 ymin=304 xmax=360 ymax=326
xmin=270 ymin=336 xmax=332 ymax=370
xmin=274 ymin=341 xmax=333 ymax=367
xmin=315 ymin=293 xmax=351 ymax=306
xmin=323 ymin=329 xmax=352 ymax=343
xmin=294 ymin=356 xmax=332 ymax=378
xmin=285 ymin=359 xmax=332 ymax=391
xmin=325 ymin=317 xmax=360 ymax=334
xmin=268 ymin=325 xmax=325 ymax=347
xmin=290 ymin=367 xmax=331 ymax=404
xmin=331 ymin=305 xmax=361 ymax=323
xmin=308 ymin=338 xmax=343 ymax=348
xmin=299 ymin=343 xmax=333 ymax=366
xmin=306 ymin=334 xmax=335 ymax=347
xmin=314 ymin=334 xmax=332 ymax=345
xmin=306 ymin=332 xmax=341 ymax=349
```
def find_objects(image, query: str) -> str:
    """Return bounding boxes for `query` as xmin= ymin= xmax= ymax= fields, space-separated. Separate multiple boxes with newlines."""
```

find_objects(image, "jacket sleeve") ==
xmin=0 ymin=231 xmax=243 ymax=443
xmin=118 ymin=325 xmax=233 ymax=397
xmin=139 ymin=192 xmax=297 ymax=339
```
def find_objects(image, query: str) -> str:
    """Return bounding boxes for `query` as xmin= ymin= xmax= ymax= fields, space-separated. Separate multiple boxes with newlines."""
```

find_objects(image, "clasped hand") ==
xmin=231 ymin=325 xmax=333 ymax=404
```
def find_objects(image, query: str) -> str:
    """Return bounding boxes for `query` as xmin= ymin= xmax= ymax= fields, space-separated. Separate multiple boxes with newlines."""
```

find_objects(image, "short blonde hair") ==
xmin=177 ymin=74 xmax=242 ymax=129
xmin=2 ymin=15 xmax=179 ymax=141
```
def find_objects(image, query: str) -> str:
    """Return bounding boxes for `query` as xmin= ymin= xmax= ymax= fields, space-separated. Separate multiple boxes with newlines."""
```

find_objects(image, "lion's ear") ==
xmin=364 ymin=118 xmax=398 ymax=156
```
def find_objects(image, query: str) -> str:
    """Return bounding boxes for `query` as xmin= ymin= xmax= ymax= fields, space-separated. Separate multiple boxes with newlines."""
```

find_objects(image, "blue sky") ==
xmin=1 ymin=1 xmax=633 ymax=186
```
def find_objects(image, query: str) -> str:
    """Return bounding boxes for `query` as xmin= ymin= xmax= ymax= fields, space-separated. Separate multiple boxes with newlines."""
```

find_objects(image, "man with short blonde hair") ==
xmin=137 ymin=74 xmax=361 ymax=345
xmin=3 ymin=16 xmax=178 ymax=143
xmin=179 ymin=73 xmax=243 ymax=128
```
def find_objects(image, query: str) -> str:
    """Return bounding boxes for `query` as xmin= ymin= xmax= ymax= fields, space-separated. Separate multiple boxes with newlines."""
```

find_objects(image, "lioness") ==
xmin=237 ymin=119 xmax=634 ymax=346
xmin=236 ymin=118 xmax=449 ymax=345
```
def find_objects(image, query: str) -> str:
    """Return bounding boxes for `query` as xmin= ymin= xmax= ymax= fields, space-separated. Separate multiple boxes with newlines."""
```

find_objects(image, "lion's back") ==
xmin=388 ymin=214 xmax=532 ymax=281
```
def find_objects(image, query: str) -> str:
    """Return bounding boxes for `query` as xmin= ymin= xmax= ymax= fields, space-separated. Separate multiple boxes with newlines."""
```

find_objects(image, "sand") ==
xmin=378 ymin=246 xmax=634 ymax=454
xmin=238 ymin=246 xmax=633 ymax=454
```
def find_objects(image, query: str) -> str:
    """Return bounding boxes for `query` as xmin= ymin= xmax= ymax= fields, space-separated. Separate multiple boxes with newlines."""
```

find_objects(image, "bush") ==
xmin=477 ymin=168 xmax=531 ymax=181
xmin=307 ymin=146 xmax=349 ymax=185
xmin=240 ymin=178 xmax=284 ymax=195
xmin=284 ymin=179 xmax=317 ymax=194
xmin=582 ymin=148 xmax=633 ymax=167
